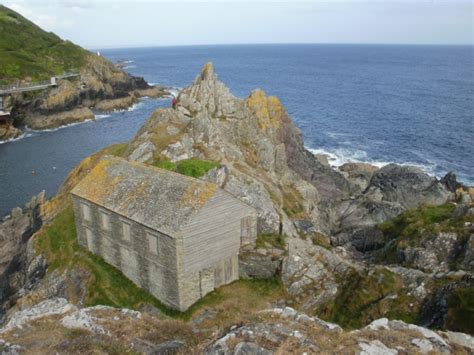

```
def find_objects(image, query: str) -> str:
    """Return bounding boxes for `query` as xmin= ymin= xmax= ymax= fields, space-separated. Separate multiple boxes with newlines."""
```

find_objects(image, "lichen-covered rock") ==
xmin=282 ymin=237 xmax=355 ymax=311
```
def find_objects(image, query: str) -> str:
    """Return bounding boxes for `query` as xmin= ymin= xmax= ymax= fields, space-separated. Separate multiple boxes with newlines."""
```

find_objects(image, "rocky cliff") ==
xmin=0 ymin=5 xmax=167 ymax=141
xmin=0 ymin=63 xmax=472 ymax=353
xmin=4 ymin=53 xmax=167 ymax=135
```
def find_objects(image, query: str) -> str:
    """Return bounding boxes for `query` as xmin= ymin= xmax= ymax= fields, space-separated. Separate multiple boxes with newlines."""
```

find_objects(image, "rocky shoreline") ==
xmin=0 ymin=55 xmax=168 ymax=141
xmin=0 ymin=63 xmax=472 ymax=353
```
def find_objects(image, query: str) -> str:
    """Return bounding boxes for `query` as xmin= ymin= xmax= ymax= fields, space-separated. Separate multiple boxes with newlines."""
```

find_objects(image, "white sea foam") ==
xmin=25 ymin=119 xmax=94 ymax=133
xmin=95 ymin=114 xmax=111 ymax=120
xmin=307 ymin=147 xmax=438 ymax=177
xmin=0 ymin=132 xmax=35 ymax=145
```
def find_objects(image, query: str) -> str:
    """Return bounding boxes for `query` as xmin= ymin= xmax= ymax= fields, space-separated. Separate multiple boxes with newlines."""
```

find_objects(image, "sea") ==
xmin=1 ymin=44 xmax=473 ymax=217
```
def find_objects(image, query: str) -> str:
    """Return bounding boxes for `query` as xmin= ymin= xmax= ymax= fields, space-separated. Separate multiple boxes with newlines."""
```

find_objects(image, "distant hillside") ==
xmin=0 ymin=5 xmax=88 ymax=84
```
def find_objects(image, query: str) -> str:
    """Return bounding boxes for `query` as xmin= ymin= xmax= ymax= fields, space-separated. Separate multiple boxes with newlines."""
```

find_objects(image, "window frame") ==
xmin=81 ymin=202 xmax=92 ymax=222
xmin=120 ymin=218 xmax=131 ymax=242
xmin=147 ymin=231 xmax=159 ymax=255
xmin=98 ymin=208 xmax=111 ymax=231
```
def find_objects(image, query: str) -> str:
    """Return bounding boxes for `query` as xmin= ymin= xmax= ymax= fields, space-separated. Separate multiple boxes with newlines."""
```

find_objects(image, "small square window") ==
xmin=147 ymin=233 xmax=158 ymax=255
xmin=82 ymin=203 xmax=91 ymax=221
xmin=122 ymin=221 xmax=131 ymax=241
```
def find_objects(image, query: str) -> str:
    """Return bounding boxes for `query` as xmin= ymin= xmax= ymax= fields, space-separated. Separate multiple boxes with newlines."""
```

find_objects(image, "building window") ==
xmin=147 ymin=233 xmax=158 ymax=255
xmin=122 ymin=220 xmax=131 ymax=242
xmin=99 ymin=209 xmax=111 ymax=231
xmin=81 ymin=202 xmax=91 ymax=221
xmin=85 ymin=227 xmax=94 ymax=251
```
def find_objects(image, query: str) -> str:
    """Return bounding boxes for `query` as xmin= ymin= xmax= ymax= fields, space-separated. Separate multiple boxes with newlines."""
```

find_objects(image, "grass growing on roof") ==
xmin=35 ymin=203 xmax=284 ymax=321
xmin=153 ymin=158 xmax=220 ymax=178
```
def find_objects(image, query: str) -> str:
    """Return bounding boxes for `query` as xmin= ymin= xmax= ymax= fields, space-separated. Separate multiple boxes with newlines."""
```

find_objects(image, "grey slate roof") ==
xmin=71 ymin=156 xmax=219 ymax=236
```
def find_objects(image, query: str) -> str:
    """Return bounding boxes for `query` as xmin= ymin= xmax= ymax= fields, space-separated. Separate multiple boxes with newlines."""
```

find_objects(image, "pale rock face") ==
xmin=359 ymin=340 xmax=397 ymax=355
xmin=225 ymin=174 xmax=280 ymax=234
xmin=0 ymin=298 xmax=75 ymax=334
xmin=61 ymin=308 xmax=106 ymax=334
xmin=128 ymin=141 xmax=156 ymax=163
xmin=282 ymin=237 xmax=356 ymax=311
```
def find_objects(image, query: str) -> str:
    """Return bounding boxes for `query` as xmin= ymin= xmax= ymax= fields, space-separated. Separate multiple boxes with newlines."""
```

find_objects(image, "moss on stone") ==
xmin=376 ymin=203 xmax=473 ymax=263
xmin=153 ymin=158 xmax=219 ymax=178
xmin=445 ymin=287 xmax=474 ymax=334
xmin=256 ymin=233 xmax=286 ymax=250
xmin=320 ymin=268 xmax=418 ymax=329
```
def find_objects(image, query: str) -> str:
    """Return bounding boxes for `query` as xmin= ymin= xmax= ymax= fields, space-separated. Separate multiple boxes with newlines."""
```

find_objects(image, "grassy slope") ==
xmin=0 ymin=5 xmax=88 ymax=84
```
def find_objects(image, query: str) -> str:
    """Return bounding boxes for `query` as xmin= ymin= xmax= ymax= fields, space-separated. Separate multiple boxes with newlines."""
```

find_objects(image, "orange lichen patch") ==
xmin=246 ymin=90 xmax=283 ymax=130
xmin=267 ymin=96 xmax=283 ymax=128
xmin=179 ymin=181 xmax=218 ymax=208
xmin=200 ymin=62 xmax=214 ymax=80
xmin=72 ymin=159 xmax=123 ymax=203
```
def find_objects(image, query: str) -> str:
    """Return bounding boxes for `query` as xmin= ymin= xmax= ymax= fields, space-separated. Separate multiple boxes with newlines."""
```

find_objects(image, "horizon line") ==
xmin=87 ymin=42 xmax=474 ymax=51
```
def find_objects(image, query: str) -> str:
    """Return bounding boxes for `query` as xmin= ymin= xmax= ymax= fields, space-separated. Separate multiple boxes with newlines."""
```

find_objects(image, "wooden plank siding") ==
xmin=180 ymin=189 xmax=257 ymax=273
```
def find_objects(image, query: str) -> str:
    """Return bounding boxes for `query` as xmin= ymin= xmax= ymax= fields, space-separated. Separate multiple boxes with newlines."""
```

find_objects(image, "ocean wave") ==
xmin=95 ymin=114 xmax=111 ymax=120
xmin=25 ymin=119 xmax=94 ymax=133
xmin=0 ymin=132 xmax=35 ymax=145
xmin=123 ymin=65 xmax=136 ymax=70
xmin=307 ymin=147 xmax=438 ymax=177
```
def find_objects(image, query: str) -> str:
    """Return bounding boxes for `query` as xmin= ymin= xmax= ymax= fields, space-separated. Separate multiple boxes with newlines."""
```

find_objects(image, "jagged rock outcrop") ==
xmin=0 ymin=192 xmax=46 ymax=323
xmin=127 ymin=63 xmax=353 ymax=236
xmin=127 ymin=63 xmax=455 ymax=240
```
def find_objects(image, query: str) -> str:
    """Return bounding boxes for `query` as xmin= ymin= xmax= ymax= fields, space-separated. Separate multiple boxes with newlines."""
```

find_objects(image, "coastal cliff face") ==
xmin=0 ymin=63 xmax=472 ymax=353
xmin=7 ymin=54 xmax=167 ymax=133
xmin=0 ymin=5 xmax=167 ymax=140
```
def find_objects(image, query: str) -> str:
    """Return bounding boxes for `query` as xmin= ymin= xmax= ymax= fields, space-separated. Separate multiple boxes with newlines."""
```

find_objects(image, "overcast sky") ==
xmin=2 ymin=0 xmax=473 ymax=48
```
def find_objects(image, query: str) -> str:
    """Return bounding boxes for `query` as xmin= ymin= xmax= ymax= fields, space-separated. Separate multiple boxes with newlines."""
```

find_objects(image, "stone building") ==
xmin=71 ymin=156 xmax=257 ymax=311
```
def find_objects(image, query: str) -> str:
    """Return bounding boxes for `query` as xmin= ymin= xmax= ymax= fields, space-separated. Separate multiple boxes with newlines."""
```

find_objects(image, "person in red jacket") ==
xmin=171 ymin=96 xmax=177 ymax=109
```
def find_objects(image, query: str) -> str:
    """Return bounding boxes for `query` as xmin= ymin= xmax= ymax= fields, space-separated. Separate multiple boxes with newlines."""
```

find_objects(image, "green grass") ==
xmin=320 ymin=268 xmax=418 ymax=329
xmin=35 ymin=205 xmax=181 ymax=315
xmin=0 ymin=5 xmax=88 ymax=84
xmin=256 ymin=233 xmax=287 ymax=250
xmin=35 ymin=204 xmax=283 ymax=321
xmin=376 ymin=203 xmax=472 ymax=264
xmin=445 ymin=287 xmax=474 ymax=334
xmin=153 ymin=159 xmax=220 ymax=178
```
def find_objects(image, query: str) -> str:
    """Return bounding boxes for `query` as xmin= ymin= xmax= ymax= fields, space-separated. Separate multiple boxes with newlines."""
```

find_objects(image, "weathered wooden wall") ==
xmin=72 ymin=195 xmax=180 ymax=309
